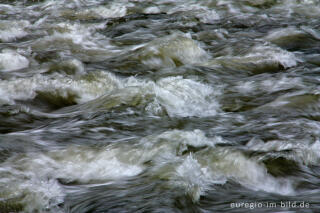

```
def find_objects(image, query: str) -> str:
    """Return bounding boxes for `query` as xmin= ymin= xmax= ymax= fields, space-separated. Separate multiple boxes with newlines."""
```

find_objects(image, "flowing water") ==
xmin=1 ymin=0 xmax=320 ymax=212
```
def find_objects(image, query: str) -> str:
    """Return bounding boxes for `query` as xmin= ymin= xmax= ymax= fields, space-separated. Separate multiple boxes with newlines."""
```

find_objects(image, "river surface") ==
xmin=1 ymin=0 xmax=320 ymax=212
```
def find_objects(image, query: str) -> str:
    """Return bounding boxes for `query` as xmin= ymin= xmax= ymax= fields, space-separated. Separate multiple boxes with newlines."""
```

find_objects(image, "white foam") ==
xmin=265 ymin=27 xmax=304 ymax=42
xmin=0 ymin=3 xmax=14 ymax=12
xmin=247 ymin=45 xmax=300 ymax=68
xmin=0 ymin=20 xmax=30 ymax=42
xmin=173 ymin=155 xmax=225 ymax=201
xmin=0 ymin=129 xmax=295 ymax=211
xmin=32 ymin=22 xmax=118 ymax=61
xmin=45 ymin=23 xmax=101 ymax=49
xmin=144 ymin=6 xmax=161 ymax=14
xmin=121 ymin=75 xmax=221 ymax=117
xmin=137 ymin=33 xmax=209 ymax=68
xmin=57 ymin=58 xmax=85 ymax=75
xmin=168 ymin=4 xmax=220 ymax=23
xmin=0 ymin=163 xmax=65 ymax=213
xmin=208 ymin=43 xmax=300 ymax=71
xmin=196 ymin=10 xmax=220 ymax=24
xmin=202 ymin=148 xmax=294 ymax=195
xmin=141 ymin=129 xmax=218 ymax=149
xmin=0 ymin=49 xmax=29 ymax=71
xmin=77 ymin=4 xmax=128 ymax=19
xmin=247 ymin=136 xmax=320 ymax=166
xmin=0 ymin=71 xmax=121 ymax=105
xmin=0 ymin=145 xmax=144 ymax=212
xmin=141 ymin=130 xmax=293 ymax=200
xmin=136 ymin=130 xmax=226 ymax=201
xmin=38 ymin=146 xmax=143 ymax=182
xmin=0 ymin=70 xmax=221 ymax=118
xmin=154 ymin=76 xmax=220 ymax=117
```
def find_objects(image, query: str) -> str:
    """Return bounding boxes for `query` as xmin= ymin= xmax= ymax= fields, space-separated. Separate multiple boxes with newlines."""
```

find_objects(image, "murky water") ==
xmin=1 ymin=0 xmax=320 ymax=212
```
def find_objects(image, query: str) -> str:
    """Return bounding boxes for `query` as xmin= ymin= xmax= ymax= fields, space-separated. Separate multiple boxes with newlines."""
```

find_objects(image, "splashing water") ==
xmin=1 ymin=0 xmax=320 ymax=212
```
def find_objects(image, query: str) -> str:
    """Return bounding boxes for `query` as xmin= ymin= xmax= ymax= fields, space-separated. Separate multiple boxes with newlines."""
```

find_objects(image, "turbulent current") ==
xmin=1 ymin=0 xmax=320 ymax=212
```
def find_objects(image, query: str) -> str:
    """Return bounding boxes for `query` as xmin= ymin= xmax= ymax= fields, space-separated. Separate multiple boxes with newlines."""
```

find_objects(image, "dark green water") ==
xmin=1 ymin=0 xmax=320 ymax=212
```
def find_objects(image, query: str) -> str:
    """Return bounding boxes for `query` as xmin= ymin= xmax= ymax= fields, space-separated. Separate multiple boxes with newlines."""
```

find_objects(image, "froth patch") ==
xmin=62 ymin=4 xmax=128 ymax=19
xmin=0 ymin=20 xmax=30 ymax=42
xmin=0 ymin=164 xmax=65 ymax=213
xmin=246 ymin=137 xmax=320 ymax=173
xmin=32 ymin=22 xmax=117 ymax=61
xmin=0 ymin=49 xmax=29 ymax=71
xmin=209 ymin=44 xmax=300 ymax=72
xmin=0 ymin=71 xmax=221 ymax=118
xmin=169 ymin=4 xmax=220 ymax=23
xmin=136 ymin=33 xmax=209 ymax=68
xmin=206 ymin=149 xmax=293 ymax=195
xmin=140 ymin=130 xmax=293 ymax=201
xmin=172 ymin=155 xmax=225 ymax=201
xmin=140 ymin=129 xmax=218 ymax=149
xmin=123 ymin=76 xmax=221 ymax=117
xmin=154 ymin=76 xmax=220 ymax=117
xmin=38 ymin=146 xmax=144 ymax=182
xmin=0 ymin=130 xmax=295 ymax=211
xmin=138 ymin=130 xmax=226 ymax=201
xmin=0 ymin=146 xmax=144 ymax=212
xmin=249 ymin=45 xmax=300 ymax=68
xmin=103 ymin=75 xmax=221 ymax=117
xmin=0 ymin=71 xmax=120 ymax=106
